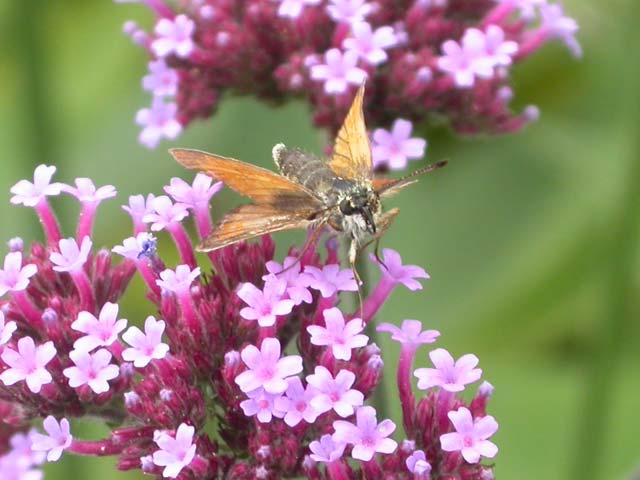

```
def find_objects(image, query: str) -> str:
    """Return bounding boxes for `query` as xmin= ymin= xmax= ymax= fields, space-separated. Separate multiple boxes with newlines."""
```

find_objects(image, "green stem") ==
xmin=571 ymin=146 xmax=640 ymax=479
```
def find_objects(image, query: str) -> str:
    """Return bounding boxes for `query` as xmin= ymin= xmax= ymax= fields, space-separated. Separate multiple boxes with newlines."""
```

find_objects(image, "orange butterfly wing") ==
xmin=327 ymin=84 xmax=373 ymax=181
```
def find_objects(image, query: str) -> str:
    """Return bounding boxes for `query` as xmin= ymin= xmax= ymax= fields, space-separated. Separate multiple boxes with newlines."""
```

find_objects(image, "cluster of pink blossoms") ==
xmin=0 ymin=162 xmax=499 ymax=479
xmin=117 ymin=0 xmax=579 ymax=168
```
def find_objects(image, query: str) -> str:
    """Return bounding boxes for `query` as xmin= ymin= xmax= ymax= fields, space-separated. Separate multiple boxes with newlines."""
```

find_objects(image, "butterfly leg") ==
xmin=355 ymin=208 xmax=400 ymax=270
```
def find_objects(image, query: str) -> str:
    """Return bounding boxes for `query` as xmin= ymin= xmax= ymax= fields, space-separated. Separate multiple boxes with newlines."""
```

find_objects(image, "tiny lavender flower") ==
xmin=151 ymin=14 xmax=196 ymax=59
xmin=0 ymin=337 xmax=56 ymax=393
xmin=307 ymin=366 xmax=364 ymax=417
xmin=63 ymin=348 xmax=120 ymax=394
xmin=377 ymin=319 xmax=440 ymax=347
xmin=136 ymin=98 xmax=183 ymax=148
xmin=332 ymin=406 xmax=397 ymax=461
xmin=71 ymin=302 xmax=128 ymax=352
xmin=0 ymin=251 xmax=37 ymax=296
xmin=61 ymin=178 xmax=117 ymax=203
xmin=122 ymin=315 xmax=170 ymax=367
xmin=309 ymin=48 xmax=368 ymax=95
xmin=49 ymin=237 xmax=92 ymax=272
xmin=406 ymin=449 xmax=431 ymax=476
xmin=157 ymin=265 xmax=201 ymax=293
xmin=237 ymin=280 xmax=295 ymax=327
xmin=371 ymin=119 xmax=427 ymax=170
xmin=440 ymin=407 xmax=499 ymax=463
xmin=239 ymin=389 xmax=285 ymax=423
xmin=275 ymin=0 xmax=321 ymax=19
xmin=9 ymin=164 xmax=62 ymax=207
xmin=143 ymin=59 xmax=179 ymax=97
xmin=342 ymin=22 xmax=398 ymax=66
xmin=326 ymin=0 xmax=372 ymax=23
xmin=274 ymin=377 xmax=321 ymax=427
xmin=414 ymin=348 xmax=482 ymax=392
xmin=303 ymin=264 xmax=358 ymax=297
xmin=152 ymin=423 xmax=197 ymax=478
xmin=0 ymin=310 xmax=17 ymax=345
xmin=30 ymin=416 xmax=73 ymax=462
xmin=262 ymin=256 xmax=312 ymax=305
xmin=307 ymin=307 xmax=368 ymax=360
xmin=309 ymin=434 xmax=346 ymax=463
xmin=235 ymin=338 xmax=303 ymax=395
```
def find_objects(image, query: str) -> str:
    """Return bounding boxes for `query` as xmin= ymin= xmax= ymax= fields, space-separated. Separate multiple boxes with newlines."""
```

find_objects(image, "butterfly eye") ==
xmin=339 ymin=199 xmax=357 ymax=215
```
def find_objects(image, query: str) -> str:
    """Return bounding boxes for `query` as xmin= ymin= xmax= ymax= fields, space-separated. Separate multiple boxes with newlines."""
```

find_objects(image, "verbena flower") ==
xmin=114 ymin=0 xmax=580 ymax=151
xmin=0 ymin=164 xmax=499 ymax=479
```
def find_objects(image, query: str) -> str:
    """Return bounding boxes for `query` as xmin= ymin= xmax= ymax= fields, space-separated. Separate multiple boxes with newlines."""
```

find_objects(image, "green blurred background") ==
xmin=1 ymin=0 xmax=639 ymax=478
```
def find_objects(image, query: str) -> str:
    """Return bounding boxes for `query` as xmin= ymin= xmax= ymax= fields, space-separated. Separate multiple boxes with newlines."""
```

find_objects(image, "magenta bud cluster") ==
xmin=0 ymin=164 xmax=499 ymax=478
xmin=117 ymin=0 xmax=579 ymax=170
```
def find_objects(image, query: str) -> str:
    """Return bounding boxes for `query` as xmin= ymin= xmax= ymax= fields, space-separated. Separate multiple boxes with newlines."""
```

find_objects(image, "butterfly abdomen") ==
xmin=272 ymin=143 xmax=336 ymax=195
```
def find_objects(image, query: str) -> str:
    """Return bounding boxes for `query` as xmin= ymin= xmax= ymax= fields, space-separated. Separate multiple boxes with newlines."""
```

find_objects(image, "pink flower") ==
xmin=143 ymin=59 xmax=179 ymax=96
xmin=237 ymin=280 xmax=294 ymax=327
xmin=540 ymin=3 xmax=581 ymax=58
xmin=143 ymin=195 xmax=189 ymax=231
xmin=332 ymin=406 xmax=397 ymax=461
xmin=437 ymin=28 xmax=495 ymax=88
xmin=9 ymin=165 xmax=63 ymax=207
xmin=406 ymin=449 xmax=431 ymax=475
xmin=376 ymin=319 xmax=440 ymax=347
xmin=112 ymin=232 xmax=157 ymax=260
xmin=484 ymin=25 xmax=518 ymax=66
xmin=63 ymin=348 xmax=120 ymax=394
xmin=49 ymin=236 xmax=92 ymax=273
xmin=309 ymin=49 xmax=368 ymax=95
xmin=307 ymin=366 xmax=364 ymax=417
xmin=136 ymin=98 xmax=183 ymax=149
xmin=262 ymin=256 xmax=312 ymax=305
xmin=274 ymin=0 xmax=321 ymax=18
xmin=0 ymin=251 xmax=37 ymax=296
xmin=239 ymin=389 xmax=285 ymax=423
xmin=303 ymin=264 xmax=358 ymax=298
xmin=309 ymin=434 xmax=346 ymax=463
xmin=71 ymin=302 xmax=128 ymax=352
xmin=31 ymin=416 xmax=72 ymax=462
xmin=440 ymin=407 xmax=499 ymax=463
xmin=122 ymin=193 xmax=156 ymax=224
xmin=371 ymin=119 xmax=427 ymax=170
xmin=0 ymin=337 xmax=56 ymax=393
xmin=157 ymin=265 xmax=201 ymax=294
xmin=164 ymin=173 xmax=222 ymax=210
xmin=152 ymin=423 xmax=197 ymax=478
xmin=152 ymin=14 xmax=196 ymax=59
xmin=326 ymin=0 xmax=372 ymax=24
xmin=274 ymin=377 xmax=321 ymax=426
xmin=235 ymin=338 xmax=303 ymax=395
xmin=370 ymin=248 xmax=429 ymax=291
xmin=414 ymin=348 xmax=482 ymax=392
xmin=0 ymin=311 xmax=17 ymax=345
xmin=61 ymin=178 xmax=117 ymax=203
xmin=122 ymin=315 xmax=170 ymax=367
xmin=307 ymin=307 xmax=368 ymax=360
xmin=342 ymin=22 xmax=398 ymax=66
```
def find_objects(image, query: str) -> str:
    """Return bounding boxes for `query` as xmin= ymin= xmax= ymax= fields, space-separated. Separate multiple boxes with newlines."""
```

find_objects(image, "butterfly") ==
xmin=170 ymin=84 xmax=446 ymax=276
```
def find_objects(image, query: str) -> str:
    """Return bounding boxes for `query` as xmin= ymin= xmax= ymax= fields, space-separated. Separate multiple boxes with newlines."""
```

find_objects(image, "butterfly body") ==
xmin=169 ymin=83 xmax=447 ymax=270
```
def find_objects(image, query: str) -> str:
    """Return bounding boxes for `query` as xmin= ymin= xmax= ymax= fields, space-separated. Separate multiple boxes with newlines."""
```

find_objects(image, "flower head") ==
xmin=235 ymin=338 xmax=303 ymax=395
xmin=164 ymin=173 xmax=222 ymax=210
xmin=307 ymin=366 xmax=364 ymax=417
xmin=122 ymin=315 xmax=170 ymax=367
xmin=152 ymin=423 xmax=197 ymax=478
xmin=332 ymin=406 xmax=397 ymax=461
xmin=309 ymin=434 xmax=346 ymax=463
xmin=414 ymin=348 xmax=482 ymax=392
xmin=307 ymin=307 xmax=368 ymax=360
xmin=30 ymin=416 xmax=72 ymax=462
xmin=136 ymin=98 xmax=183 ymax=149
xmin=370 ymin=248 xmax=429 ymax=290
xmin=157 ymin=265 xmax=201 ymax=294
xmin=0 ymin=337 xmax=56 ymax=393
xmin=143 ymin=59 xmax=179 ymax=97
xmin=309 ymin=49 xmax=368 ymax=95
xmin=63 ymin=348 xmax=120 ymax=394
xmin=61 ymin=178 xmax=117 ymax=203
xmin=0 ymin=310 xmax=17 ymax=345
xmin=152 ymin=14 xmax=196 ymax=59
xmin=303 ymin=264 xmax=358 ymax=298
xmin=440 ymin=407 xmax=498 ymax=463
xmin=371 ymin=119 xmax=427 ymax=170
xmin=0 ymin=251 xmax=37 ymax=296
xmin=376 ymin=319 xmax=439 ymax=347
xmin=71 ymin=302 xmax=128 ymax=352
xmin=49 ymin=237 xmax=92 ymax=273
xmin=10 ymin=165 xmax=63 ymax=207
xmin=237 ymin=280 xmax=294 ymax=327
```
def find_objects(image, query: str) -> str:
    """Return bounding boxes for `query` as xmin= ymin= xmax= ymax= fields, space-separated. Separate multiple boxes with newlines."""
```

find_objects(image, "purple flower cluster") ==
xmin=0 ymin=164 xmax=499 ymax=479
xmin=117 ymin=0 xmax=579 ymax=166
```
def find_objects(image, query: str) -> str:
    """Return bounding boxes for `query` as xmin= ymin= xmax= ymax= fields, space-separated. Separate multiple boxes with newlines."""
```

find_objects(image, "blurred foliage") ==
xmin=0 ymin=0 xmax=639 ymax=479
